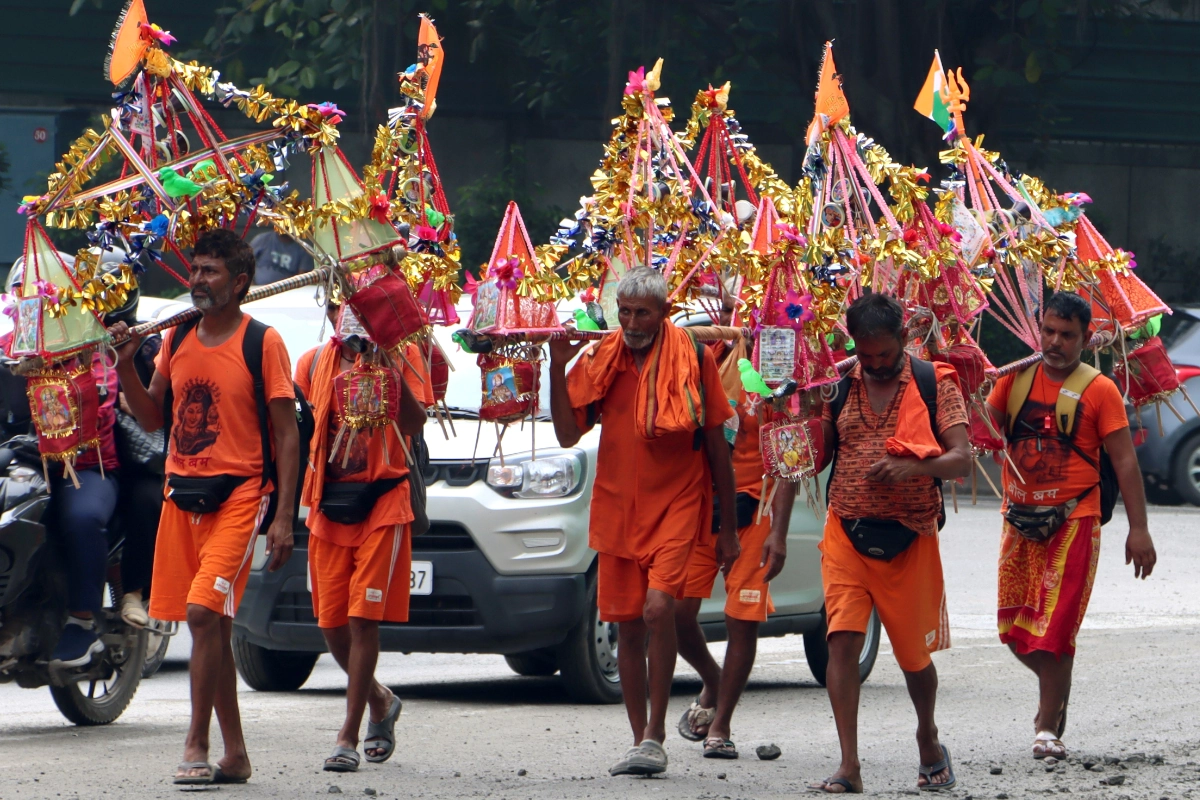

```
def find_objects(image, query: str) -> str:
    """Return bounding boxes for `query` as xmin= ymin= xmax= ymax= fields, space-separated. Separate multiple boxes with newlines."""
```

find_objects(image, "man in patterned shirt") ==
xmin=808 ymin=293 xmax=971 ymax=794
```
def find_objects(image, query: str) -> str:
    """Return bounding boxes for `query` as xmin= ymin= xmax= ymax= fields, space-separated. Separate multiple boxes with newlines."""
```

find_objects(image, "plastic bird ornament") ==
xmin=737 ymin=359 xmax=773 ymax=398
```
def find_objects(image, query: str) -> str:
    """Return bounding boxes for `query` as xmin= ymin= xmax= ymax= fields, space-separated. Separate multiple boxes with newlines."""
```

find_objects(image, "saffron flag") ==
xmin=417 ymin=14 xmax=444 ymax=119
xmin=914 ymin=51 xmax=952 ymax=131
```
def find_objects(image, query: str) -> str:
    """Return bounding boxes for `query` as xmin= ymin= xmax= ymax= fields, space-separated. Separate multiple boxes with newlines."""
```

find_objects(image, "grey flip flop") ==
xmin=677 ymin=698 xmax=715 ymax=742
xmin=323 ymin=745 xmax=361 ymax=773
xmin=173 ymin=761 xmax=214 ymax=785
xmin=211 ymin=765 xmax=249 ymax=785
xmin=364 ymin=694 xmax=402 ymax=763
xmin=918 ymin=744 xmax=957 ymax=791
xmin=809 ymin=776 xmax=861 ymax=793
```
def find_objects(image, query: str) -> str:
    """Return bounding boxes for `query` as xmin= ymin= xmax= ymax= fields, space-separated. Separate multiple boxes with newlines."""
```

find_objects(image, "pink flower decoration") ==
xmin=492 ymin=255 xmax=523 ymax=290
xmin=624 ymin=66 xmax=646 ymax=96
xmin=139 ymin=23 xmax=176 ymax=46
xmin=415 ymin=224 xmax=439 ymax=241
xmin=775 ymin=222 xmax=806 ymax=246
xmin=579 ymin=287 xmax=596 ymax=304
xmin=369 ymin=193 xmax=391 ymax=225
xmin=307 ymin=102 xmax=346 ymax=124
xmin=463 ymin=272 xmax=480 ymax=299
xmin=780 ymin=289 xmax=813 ymax=325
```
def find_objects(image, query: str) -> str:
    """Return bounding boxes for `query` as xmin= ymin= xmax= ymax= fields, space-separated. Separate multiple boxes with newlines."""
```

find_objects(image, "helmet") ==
xmin=5 ymin=257 xmax=24 ymax=296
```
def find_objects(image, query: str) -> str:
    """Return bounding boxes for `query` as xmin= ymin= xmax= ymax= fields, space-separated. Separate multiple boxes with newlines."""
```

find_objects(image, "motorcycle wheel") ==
xmin=50 ymin=626 xmax=147 ymax=725
xmin=141 ymin=629 xmax=169 ymax=679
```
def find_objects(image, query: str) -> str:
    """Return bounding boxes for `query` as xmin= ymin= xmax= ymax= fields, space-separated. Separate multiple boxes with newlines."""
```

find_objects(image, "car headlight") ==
xmin=486 ymin=450 xmax=585 ymax=499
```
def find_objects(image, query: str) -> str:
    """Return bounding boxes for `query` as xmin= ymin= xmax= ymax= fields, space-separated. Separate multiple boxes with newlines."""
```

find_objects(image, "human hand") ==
xmin=548 ymin=324 xmax=586 ymax=369
xmin=107 ymin=322 xmax=141 ymax=365
xmin=715 ymin=529 xmax=741 ymax=576
xmin=1125 ymin=527 xmax=1156 ymax=579
xmin=866 ymin=454 xmax=921 ymax=484
xmin=264 ymin=516 xmax=294 ymax=572
xmin=760 ymin=531 xmax=787 ymax=582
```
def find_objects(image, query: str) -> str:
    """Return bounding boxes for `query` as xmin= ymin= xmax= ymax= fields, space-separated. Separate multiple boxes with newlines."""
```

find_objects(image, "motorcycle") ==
xmin=0 ymin=435 xmax=173 ymax=724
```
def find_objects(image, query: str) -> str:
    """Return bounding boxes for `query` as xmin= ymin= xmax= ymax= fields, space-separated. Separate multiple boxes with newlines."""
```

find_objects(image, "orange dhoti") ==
xmin=820 ymin=511 xmax=950 ymax=672
xmin=998 ymin=516 xmax=1100 ymax=658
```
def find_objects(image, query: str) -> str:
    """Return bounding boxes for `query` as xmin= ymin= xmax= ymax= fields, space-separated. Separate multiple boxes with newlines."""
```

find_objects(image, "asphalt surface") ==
xmin=2 ymin=500 xmax=1199 ymax=799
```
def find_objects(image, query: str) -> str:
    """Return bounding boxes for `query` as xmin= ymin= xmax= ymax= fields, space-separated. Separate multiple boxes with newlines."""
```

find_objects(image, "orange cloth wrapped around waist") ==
xmin=567 ymin=320 xmax=705 ymax=439
xmin=884 ymin=363 xmax=958 ymax=460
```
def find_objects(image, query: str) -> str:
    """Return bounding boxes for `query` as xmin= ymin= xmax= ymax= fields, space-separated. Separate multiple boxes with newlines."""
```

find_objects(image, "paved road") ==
xmin=2 ymin=501 xmax=1198 ymax=799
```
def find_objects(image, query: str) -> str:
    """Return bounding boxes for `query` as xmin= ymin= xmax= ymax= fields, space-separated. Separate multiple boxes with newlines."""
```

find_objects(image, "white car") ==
xmin=141 ymin=287 xmax=881 ymax=702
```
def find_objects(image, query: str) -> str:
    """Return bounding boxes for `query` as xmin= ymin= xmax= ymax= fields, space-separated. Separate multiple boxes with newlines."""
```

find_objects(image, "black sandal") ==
xmin=702 ymin=737 xmax=739 ymax=759
xmin=808 ymin=776 xmax=862 ymax=793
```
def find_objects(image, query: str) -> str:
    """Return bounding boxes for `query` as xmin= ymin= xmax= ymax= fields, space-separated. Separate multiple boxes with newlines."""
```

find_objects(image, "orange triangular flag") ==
xmin=749 ymin=196 xmax=780 ymax=255
xmin=813 ymin=42 xmax=850 ymax=127
xmin=105 ymin=0 xmax=149 ymax=87
xmin=417 ymin=15 xmax=444 ymax=120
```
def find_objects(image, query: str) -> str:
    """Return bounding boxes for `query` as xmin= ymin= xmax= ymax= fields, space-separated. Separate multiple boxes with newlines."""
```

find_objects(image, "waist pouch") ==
xmin=319 ymin=477 xmax=406 ymax=526
xmin=1004 ymin=497 xmax=1080 ymax=542
xmin=711 ymin=491 xmax=761 ymax=533
xmin=167 ymin=475 xmax=250 ymax=514
xmin=843 ymin=517 xmax=918 ymax=561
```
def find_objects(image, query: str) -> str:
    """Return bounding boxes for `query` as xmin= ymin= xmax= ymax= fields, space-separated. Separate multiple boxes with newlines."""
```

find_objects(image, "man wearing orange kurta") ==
xmin=549 ymin=267 xmax=738 ymax=777
xmin=296 ymin=310 xmax=428 ymax=773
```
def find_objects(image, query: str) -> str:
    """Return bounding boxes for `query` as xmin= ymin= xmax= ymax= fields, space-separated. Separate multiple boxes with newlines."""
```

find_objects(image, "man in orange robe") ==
xmin=549 ymin=267 xmax=738 ymax=777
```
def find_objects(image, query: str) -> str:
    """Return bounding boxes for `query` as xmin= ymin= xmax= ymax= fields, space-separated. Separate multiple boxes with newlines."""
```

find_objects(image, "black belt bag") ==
xmin=319 ymin=477 xmax=406 ymax=526
xmin=1004 ymin=496 xmax=1083 ymax=542
xmin=167 ymin=475 xmax=250 ymax=514
xmin=843 ymin=517 xmax=918 ymax=561
xmin=711 ymin=491 xmax=761 ymax=533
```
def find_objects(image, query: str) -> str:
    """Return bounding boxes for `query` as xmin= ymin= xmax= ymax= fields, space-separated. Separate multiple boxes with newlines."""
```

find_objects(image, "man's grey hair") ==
xmin=616 ymin=266 xmax=668 ymax=309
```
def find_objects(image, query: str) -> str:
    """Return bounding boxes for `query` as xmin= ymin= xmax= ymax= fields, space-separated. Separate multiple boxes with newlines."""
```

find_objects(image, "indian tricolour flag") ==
xmin=914 ymin=51 xmax=951 ymax=131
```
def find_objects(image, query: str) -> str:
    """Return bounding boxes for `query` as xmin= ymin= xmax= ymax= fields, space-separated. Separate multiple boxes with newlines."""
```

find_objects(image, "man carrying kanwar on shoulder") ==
xmin=809 ymin=292 xmax=972 ymax=795
xmin=294 ymin=294 xmax=430 ymax=773
xmin=675 ymin=283 xmax=793 ymax=759
xmin=986 ymin=290 xmax=1156 ymax=761
xmin=548 ymin=267 xmax=739 ymax=777
xmin=110 ymin=228 xmax=299 ymax=786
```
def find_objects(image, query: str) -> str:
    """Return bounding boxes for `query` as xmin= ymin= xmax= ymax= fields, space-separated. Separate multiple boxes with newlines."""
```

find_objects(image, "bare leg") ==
xmin=179 ymin=604 xmax=237 ymax=780
xmin=615 ymin=617 xmax=649 ymax=746
xmin=323 ymin=623 xmax=394 ymax=739
xmin=706 ymin=617 xmax=758 ymax=741
xmin=1007 ymin=644 xmax=1073 ymax=734
xmin=810 ymin=631 xmax=864 ymax=793
xmin=674 ymin=596 xmax=720 ymax=710
xmin=642 ymin=589 xmax=677 ymax=744
xmin=904 ymin=663 xmax=950 ymax=788
xmin=212 ymin=615 xmax=251 ymax=779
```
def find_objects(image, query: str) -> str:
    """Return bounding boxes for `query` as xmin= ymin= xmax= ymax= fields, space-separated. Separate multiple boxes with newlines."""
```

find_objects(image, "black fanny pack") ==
xmin=1004 ymin=495 xmax=1084 ymax=542
xmin=319 ymin=477 xmax=406 ymax=526
xmin=843 ymin=517 xmax=919 ymax=561
xmin=167 ymin=475 xmax=250 ymax=514
xmin=711 ymin=491 xmax=761 ymax=533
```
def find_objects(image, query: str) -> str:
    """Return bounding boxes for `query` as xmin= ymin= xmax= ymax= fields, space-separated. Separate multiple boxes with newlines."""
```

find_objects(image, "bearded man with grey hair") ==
xmin=550 ymin=267 xmax=739 ymax=777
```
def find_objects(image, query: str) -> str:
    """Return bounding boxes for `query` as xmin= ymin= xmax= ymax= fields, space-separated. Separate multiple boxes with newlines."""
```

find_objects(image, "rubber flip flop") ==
xmin=918 ymin=744 xmax=957 ymax=791
xmin=808 ymin=776 xmax=861 ymax=793
xmin=677 ymin=698 xmax=715 ymax=742
xmin=364 ymin=694 xmax=402 ymax=763
xmin=173 ymin=761 xmax=214 ymax=785
xmin=323 ymin=745 xmax=361 ymax=773
xmin=211 ymin=765 xmax=249 ymax=785
xmin=702 ymin=737 xmax=739 ymax=759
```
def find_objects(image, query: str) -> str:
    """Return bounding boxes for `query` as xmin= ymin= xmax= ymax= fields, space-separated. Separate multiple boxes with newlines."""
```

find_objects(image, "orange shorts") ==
xmin=820 ymin=512 xmax=949 ymax=672
xmin=683 ymin=515 xmax=776 ymax=622
xmin=148 ymin=490 xmax=271 ymax=621
xmin=309 ymin=524 xmax=412 ymax=628
xmin=597 ymin=537 xmax=695 ymax=623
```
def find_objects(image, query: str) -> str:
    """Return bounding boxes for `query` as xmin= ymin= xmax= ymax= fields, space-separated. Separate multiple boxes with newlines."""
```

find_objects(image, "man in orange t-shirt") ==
xmin=675 ymin=291 xmax=793 ymax=760
xmin=549 ymin=268 xmax=738 ymax=778
xmin=113 ymin=229 xmax=299 ymax=786
xmin=987 ymin=290 xmax=1156 ymax=760
xmin=809 ymin=293 xmax=971 ymax=794
xmin=296 ymin=300 xmax=428 ymax=773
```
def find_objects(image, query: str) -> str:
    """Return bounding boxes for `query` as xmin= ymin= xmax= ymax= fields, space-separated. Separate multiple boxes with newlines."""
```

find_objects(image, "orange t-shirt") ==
xmin=732 ymin=391 xmax=767 ymax=499
xmin=300 ymin=344 xmax=418 ymax=548
xmin=823 ymin=359 xmax=968 ymax=536
xmin=156 ymin=314 xmax=294 ymax=491
xmin=574 ymin=344 xmax=734 ymax=560
xmin=987 ymin=367 xmax=1128 ymax=519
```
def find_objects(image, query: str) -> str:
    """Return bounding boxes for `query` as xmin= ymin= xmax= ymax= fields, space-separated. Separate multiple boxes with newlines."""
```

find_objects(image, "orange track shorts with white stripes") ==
xmin=148 ymin=490 xmax=270 ymax=621
xmin=309 ymin=524 xmax=412 ymax=629
xmin=819 ymin=511 xmax=950 ymax=672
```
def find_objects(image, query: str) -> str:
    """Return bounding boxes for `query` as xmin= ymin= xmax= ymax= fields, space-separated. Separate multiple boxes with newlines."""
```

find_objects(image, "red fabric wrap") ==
xmin=477 ymin=353 xmax=538 ymax=423
xmin=429 ymin=346 xmax=450 ymax=402
xmin=1114 ymin=336 xmax=1179 ymax=407
xmin=346 ymin=271 xmax=429 ymax=351
xmin=26 ymin=365 xmax=101 ymax=462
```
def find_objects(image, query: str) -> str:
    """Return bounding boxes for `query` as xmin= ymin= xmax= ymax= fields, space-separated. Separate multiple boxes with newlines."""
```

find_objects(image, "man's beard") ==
xmin=191 ymin=284 xmax=232 ymax=312
xmin=622 ymin=330 xmax=656 ymax=351
xmin=863 ymin=358 xmax=904 ymax=381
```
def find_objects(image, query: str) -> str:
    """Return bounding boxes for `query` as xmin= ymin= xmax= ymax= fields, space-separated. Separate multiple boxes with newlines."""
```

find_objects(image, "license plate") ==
xmin=410 ymin=561 xmax=433 ymax=596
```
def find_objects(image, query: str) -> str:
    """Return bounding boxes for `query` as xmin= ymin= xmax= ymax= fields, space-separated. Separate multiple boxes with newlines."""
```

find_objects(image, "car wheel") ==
xmin=557 ymin=571 xmax=622 ymax=704
xmin=1171 ymin=434 xmax=1200 ymax=506
xmin=1144 ymin=478 xmax=1183 ymax=506
xmin=504 ymin=648 xmax=559 ymax=677
xmin=803 ymin=607 xmax=882 ymax=687
xmin=231 ymin=632 xmax=319 ymax=691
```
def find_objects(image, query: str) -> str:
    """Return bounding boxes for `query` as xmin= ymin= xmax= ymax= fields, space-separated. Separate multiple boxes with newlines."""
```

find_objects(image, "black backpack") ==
xmin=164 ymin=317 xmax=314 ymax=530
xmin=826 ymin=355 xmax=945 ymax=528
